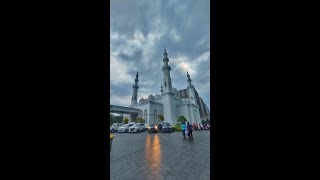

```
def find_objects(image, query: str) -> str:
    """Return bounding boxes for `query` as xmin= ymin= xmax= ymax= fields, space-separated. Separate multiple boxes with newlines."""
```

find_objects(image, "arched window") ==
xmin=153 ymin=109 xmax=157 ymax=123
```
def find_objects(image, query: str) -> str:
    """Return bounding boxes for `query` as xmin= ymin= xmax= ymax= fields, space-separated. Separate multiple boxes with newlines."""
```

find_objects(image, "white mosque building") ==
xmin=128 ymin=49 xmax=210 ymax=126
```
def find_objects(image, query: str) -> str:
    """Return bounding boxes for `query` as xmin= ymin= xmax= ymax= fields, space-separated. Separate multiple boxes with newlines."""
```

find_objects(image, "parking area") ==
xmin=110 ymin=130 xmax=210 ymax=180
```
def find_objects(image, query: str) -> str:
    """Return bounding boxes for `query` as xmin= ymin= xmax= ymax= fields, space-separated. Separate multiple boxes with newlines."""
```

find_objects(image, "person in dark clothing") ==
xmin=187 ymin=122 xmax=193 ymax=140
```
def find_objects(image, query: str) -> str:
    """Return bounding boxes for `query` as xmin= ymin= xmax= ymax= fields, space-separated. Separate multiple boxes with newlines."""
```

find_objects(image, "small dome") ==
xmin=155 ymin=94 xmax=161 ymax=98
xmin=139 ymin=98 xmax=145 ymax=103
xmin=148 ymin=95 xmax=155 ymax=101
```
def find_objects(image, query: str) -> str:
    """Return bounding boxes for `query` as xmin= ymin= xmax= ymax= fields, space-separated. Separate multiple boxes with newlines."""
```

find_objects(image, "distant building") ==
xmin=129 ymin=49 xmax=210 ymax=126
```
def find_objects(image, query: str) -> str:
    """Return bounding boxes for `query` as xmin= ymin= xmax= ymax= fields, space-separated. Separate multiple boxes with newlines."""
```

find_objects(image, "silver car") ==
xmin=129 ymin=124 xmax=144 ymax=133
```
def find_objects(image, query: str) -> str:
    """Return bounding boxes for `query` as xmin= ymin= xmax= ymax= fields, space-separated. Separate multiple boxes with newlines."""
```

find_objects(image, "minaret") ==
xmin=131 ymin=71 xmax=139 ymax=105
xmin=187 ymin=71 xmax=193 ymax=87
xmin=162 ymin=49 xmax=173 ymax=93
xmin=160 ymin=84 xmax=163 ymax=94
xmin=187 ymin=71 xmax=196 ymax=104
xmin=161 ymin=49 xmax=176 ymax=124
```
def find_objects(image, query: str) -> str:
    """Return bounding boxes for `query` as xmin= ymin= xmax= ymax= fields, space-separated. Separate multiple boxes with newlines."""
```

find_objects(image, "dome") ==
xmin=155 ymin=94 xmax=161 ymax=98
xmin=139 ymin=98 xmax=145 ymax=103
xmin=148 ymin=95 xmax=155 ymax=101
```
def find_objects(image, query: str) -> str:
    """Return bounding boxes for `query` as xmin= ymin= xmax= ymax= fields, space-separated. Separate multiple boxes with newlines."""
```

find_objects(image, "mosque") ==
xmin=128 ymin=49 xmax=210 ymax=126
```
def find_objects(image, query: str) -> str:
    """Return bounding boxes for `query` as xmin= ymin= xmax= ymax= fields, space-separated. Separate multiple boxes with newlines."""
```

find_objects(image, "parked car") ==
xmin=118 ymin=124 xmax=130 ymax=133
xmin=161 ymin=123 xmax=172 ymax=133
xmin=139 ymin=123 xmax=146 ymax=130
xmin=148 ymin=124 xmax=158 ymax=133
xmin=111 ymin=123 xmax=123 ymax=132
xmin=129 ymin=123 xmax=144 ymax=133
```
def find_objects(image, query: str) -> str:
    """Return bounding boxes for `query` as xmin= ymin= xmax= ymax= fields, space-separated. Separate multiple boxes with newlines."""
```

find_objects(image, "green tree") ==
xmin=158 ymin=114 xmax=164 ymax=122
xmin=135 ymin=117 xmax=144 ymax=123
xmin=177 ymin=116 xmax=187 ymax=124
xmin=110 ymin=114 xmax=116 ymax=124
xmin=123 ymin=117 xmax=129 ymax=124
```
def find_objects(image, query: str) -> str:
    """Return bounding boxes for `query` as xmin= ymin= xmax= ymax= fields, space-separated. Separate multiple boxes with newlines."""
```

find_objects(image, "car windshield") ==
xmin=150 ymin=124 xmax=155 ymax=127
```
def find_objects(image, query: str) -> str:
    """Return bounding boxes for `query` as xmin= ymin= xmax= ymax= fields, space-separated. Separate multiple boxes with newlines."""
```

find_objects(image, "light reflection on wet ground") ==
xmin=110 ymin=131 xmax=210 ymax=180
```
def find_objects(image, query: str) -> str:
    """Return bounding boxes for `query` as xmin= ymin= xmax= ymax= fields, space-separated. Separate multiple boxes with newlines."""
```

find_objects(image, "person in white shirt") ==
xmin=200 ymin=123 xmax=204 ymax=130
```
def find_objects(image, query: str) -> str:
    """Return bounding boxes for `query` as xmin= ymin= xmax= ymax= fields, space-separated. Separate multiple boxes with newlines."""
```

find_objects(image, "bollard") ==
xmin=110 ymin=134 xmax=115 ymax=152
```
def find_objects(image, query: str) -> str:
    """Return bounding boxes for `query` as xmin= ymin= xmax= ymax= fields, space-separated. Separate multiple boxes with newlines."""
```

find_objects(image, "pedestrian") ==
xmin=200 ymin=123 xmax=204 ymax=130
xmin=180 ymin=121 xmax=186 ymax=139
xmin=187 ymin=122 xmax=193 ymax=140
xmin=185 ymin=121 xmax=189 ymax=138
xmin=198 ymin=123 xmax=201 ymax=131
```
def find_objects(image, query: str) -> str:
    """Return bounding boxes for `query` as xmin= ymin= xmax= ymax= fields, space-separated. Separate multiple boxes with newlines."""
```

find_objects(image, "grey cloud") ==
xmin=110 ymin=0 xmax=210 ymax=107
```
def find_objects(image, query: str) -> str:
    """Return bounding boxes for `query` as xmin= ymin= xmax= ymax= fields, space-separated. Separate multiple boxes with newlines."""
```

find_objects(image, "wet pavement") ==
xmin=110 ymin=130 xmax=210 ymax=180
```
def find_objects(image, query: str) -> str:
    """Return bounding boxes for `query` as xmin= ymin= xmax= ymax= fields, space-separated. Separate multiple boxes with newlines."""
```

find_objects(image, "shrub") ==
xmin=173 ymin=123 xmax=182 ymax=132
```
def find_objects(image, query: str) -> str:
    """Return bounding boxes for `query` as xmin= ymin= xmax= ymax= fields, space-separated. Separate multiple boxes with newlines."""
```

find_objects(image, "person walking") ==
xmin=185 ymin=121 xmax=189 ymax=138
xmin=200 ymin=123 xmax=204 ymax=130
xmin=198 ymin=123 xmax=201 ymax=131
xmin=187 ymin=122 xmax=193 ymax=140
xmin=180 ymin=121 xmax=186 ymax=139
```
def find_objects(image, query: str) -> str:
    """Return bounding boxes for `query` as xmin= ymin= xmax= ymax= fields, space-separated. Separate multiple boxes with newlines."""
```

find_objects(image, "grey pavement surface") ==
xmin=110 ymin=130 xmax=210 ymax=180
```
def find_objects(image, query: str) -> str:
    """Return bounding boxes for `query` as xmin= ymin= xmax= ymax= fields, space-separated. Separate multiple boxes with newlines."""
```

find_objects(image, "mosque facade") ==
xmin=128 ymin=49 xmax=210 ymax=126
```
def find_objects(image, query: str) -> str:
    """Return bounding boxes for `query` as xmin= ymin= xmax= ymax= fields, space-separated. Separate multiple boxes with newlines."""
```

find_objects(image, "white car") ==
xmin=118 ymin=124 xmax=131 ymax=133
xmin=111 ymin=123 xmax=123 ymax=132
xmin=129 ymin=123 xmax=144 ymax=133
xmin=139 ymin=123 xmax=146 ymax=129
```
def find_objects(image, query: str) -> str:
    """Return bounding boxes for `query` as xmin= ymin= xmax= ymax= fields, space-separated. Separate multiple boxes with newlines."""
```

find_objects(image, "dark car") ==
xmin=161 ymin=124 xmax=172 ymax=133
xmin=148 ymin=124 xmax=158 ymax=133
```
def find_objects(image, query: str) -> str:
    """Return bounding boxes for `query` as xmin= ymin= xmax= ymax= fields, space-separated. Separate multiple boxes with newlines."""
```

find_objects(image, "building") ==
xmin=129 ymin=49 xmax=210 ymax=126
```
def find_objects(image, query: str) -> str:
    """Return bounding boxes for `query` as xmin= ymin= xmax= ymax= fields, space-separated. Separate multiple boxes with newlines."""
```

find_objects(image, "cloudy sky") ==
xmin=110 ymin=0 xmax=210 ymax=110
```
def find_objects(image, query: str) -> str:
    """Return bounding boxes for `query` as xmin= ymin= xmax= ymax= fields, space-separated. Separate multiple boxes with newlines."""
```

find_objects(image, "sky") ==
xmin=110 ymin=0 xmax=210 ymax=110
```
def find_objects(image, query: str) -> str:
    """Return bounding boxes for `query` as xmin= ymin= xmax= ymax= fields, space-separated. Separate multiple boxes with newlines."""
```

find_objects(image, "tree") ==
xmin=135 ymin=117 xmax=144 ymax=123
xmin=123 ymin=117 xmax=129 ymax=124
xmin=177 ymin=116 xmax=187 ymax=124
xmin=158 ymin=114 xmax=164 ymax=122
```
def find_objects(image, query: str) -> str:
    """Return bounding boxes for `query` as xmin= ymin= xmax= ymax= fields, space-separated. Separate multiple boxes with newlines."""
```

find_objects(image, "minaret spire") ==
xmin=187 ymin=71 xmax=193 ymax=87
xmin=160 ymin=83 xmax=163 ymax=94
xmin=131 ymin=71 xmax=139 ymax=105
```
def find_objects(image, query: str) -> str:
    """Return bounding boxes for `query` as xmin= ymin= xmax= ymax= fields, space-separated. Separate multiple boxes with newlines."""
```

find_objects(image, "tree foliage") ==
xmin=177 ymin=116 xmax=187 ymax=124
xmin=135 ymin=117 xmax=145 ymax=123
xmin=158 ymin=114 xmax=164 ymax=122
xmin=110 ymin=114 xmax=124 ymax=124
xmin=123 ymin=117 xmax=129 ymax=124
